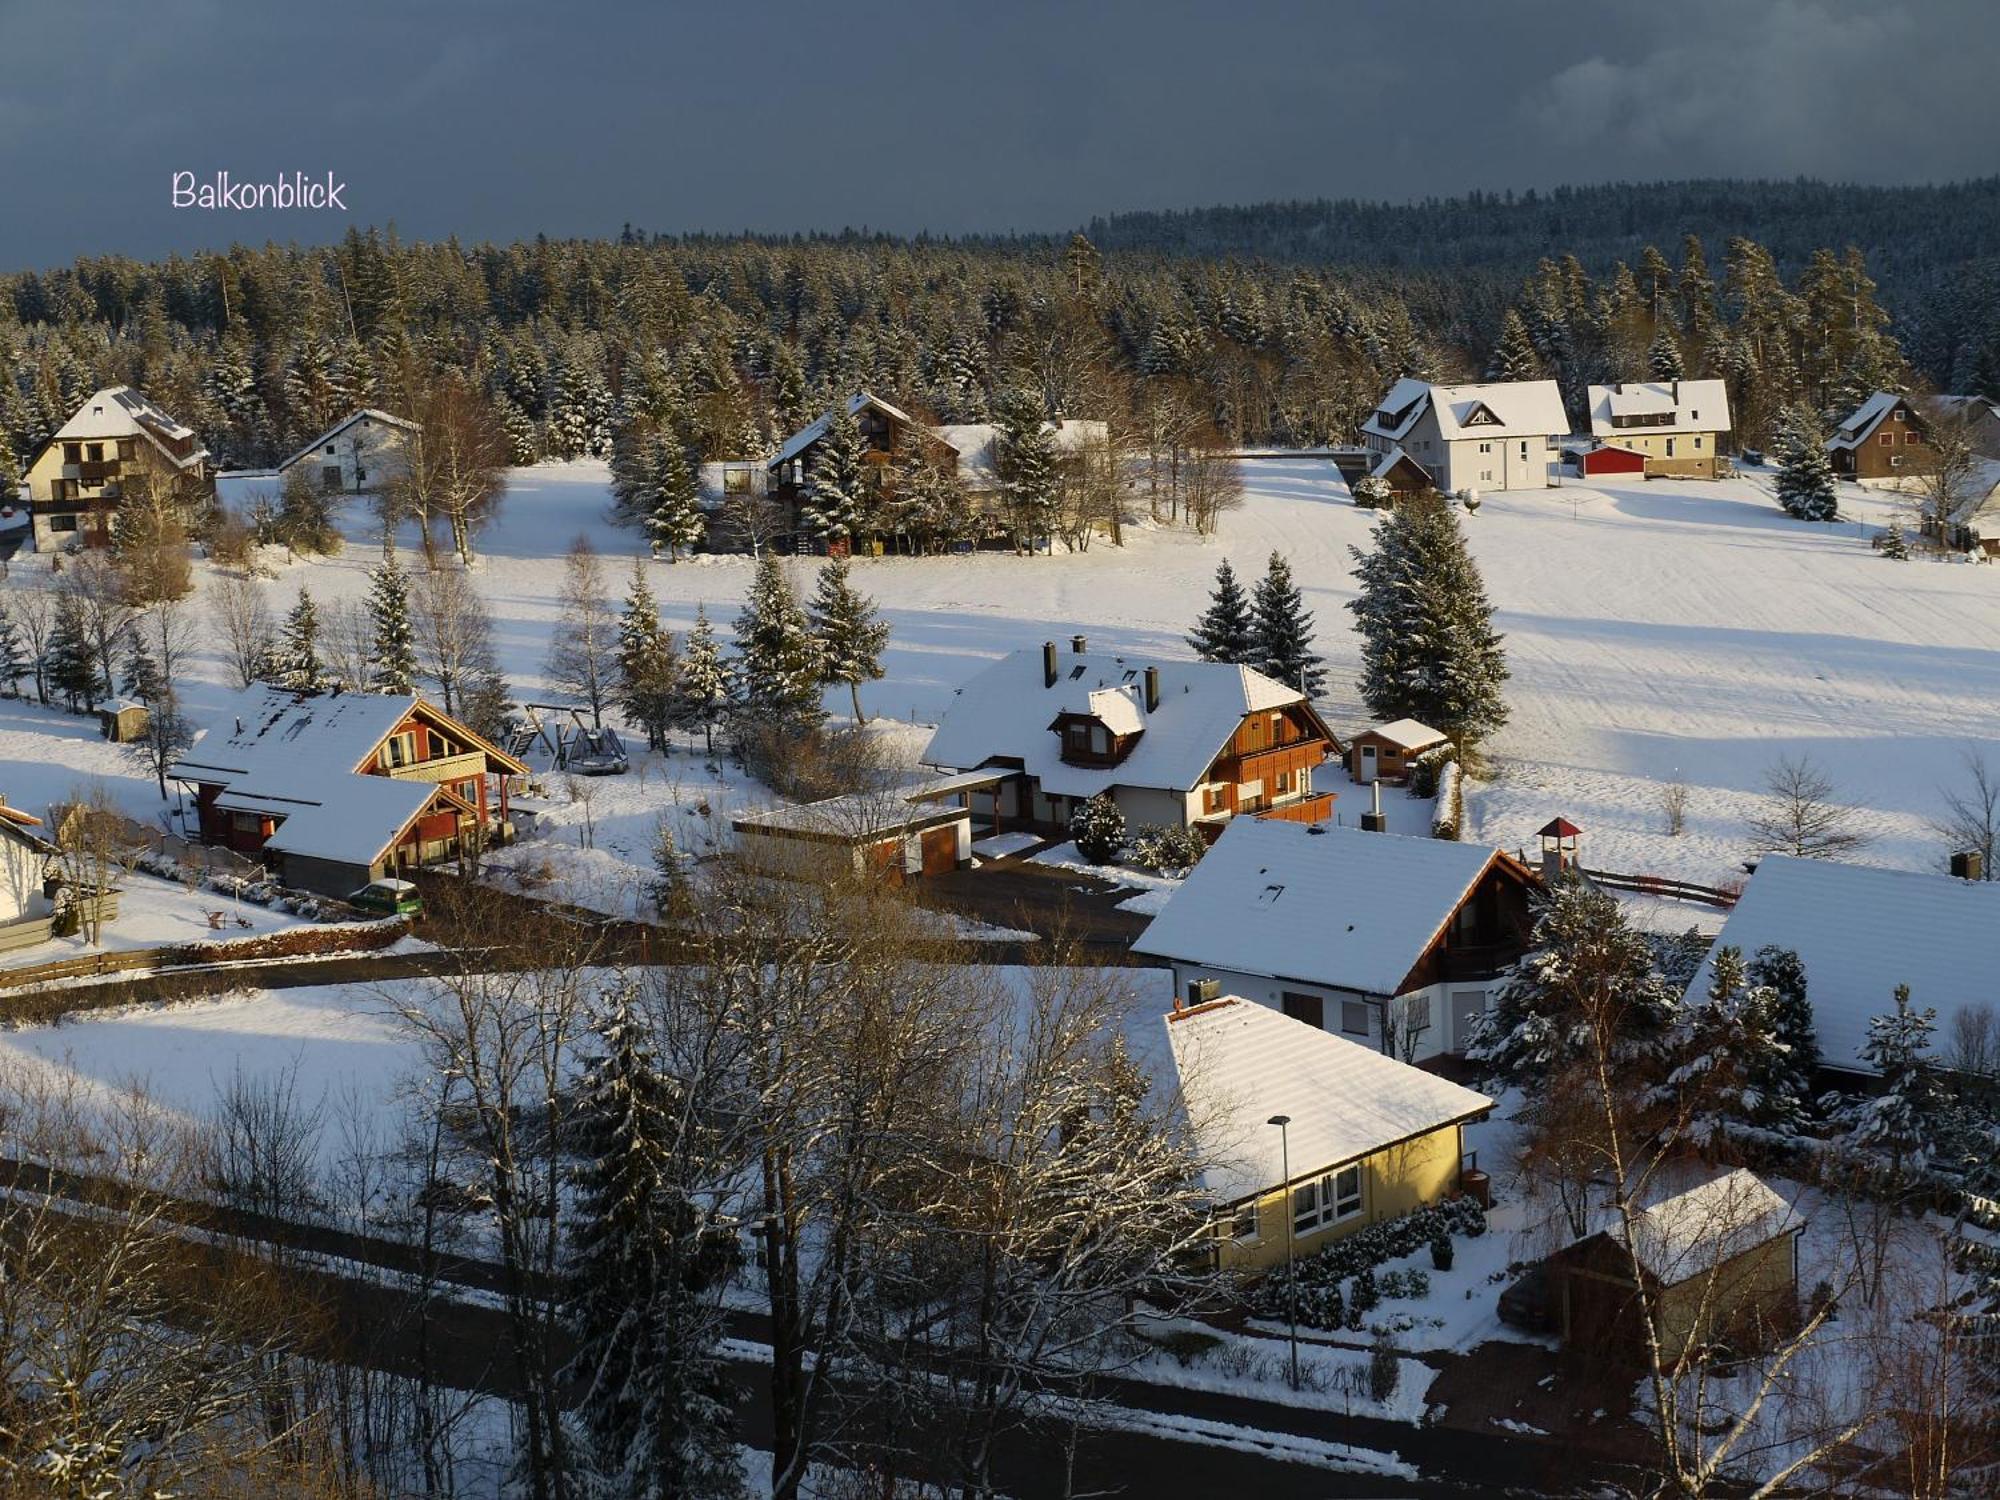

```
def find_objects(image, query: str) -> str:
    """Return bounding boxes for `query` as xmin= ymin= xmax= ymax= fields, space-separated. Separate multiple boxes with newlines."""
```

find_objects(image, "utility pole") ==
xmin=1269 ymin=1113 xmax=1299 ymax=1390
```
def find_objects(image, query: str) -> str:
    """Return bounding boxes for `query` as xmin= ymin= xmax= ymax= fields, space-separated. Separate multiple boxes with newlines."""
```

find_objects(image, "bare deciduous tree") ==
xmin=1183 ymin=433 xmax=1244 ymax=536
xmin=413 ymin=562 xmax=497 ymax=716
xmin=1916 ymin=413 xmax=1981 ymax=542
xmin=1933 ymin=749 xmax=2000 ymax=878
xmin=1748 ymin=754 xmax=1873 ymax=859
xmin=210 ymin=572 xmax=273 ymax=689
xmin=546 ymin=535 xmax=618 ymax=729
xmin=385 ymin=375 xmax=509 ymax=566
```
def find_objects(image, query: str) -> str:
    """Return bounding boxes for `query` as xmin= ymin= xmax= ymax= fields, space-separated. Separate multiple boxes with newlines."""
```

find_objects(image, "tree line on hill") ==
xmin=0 ymin=186 xmax=1989 ymax=526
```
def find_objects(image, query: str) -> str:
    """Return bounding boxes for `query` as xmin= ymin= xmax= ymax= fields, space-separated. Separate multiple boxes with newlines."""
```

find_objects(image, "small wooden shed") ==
xmin=1548 ymin=1170 xmax=1801 ymax=1371
xmin=1346 ymin=718 xmax=1448 ymax=784
xmin=97 ymin=698 xmax=151 ymax=743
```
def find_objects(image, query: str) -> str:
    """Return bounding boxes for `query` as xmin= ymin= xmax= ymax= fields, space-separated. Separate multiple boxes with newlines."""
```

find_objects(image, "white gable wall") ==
xmin=1162 ymin=960 xmax=1491 ymax=1064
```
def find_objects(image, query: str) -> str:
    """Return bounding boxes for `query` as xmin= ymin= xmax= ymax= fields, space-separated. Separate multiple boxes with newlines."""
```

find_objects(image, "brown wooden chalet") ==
xmin=764 ymin=391 xmax=954 ymax=544
xmin=923 ymin=637 xmax=1341 ymax=840
xmin=1826 ymin=391 xmax=1934 ymax=479
xmin=170 ymin=687 xmax=527 ymax=898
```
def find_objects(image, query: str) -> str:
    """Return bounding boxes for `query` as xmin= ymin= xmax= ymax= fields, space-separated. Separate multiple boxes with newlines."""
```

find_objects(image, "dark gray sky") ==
xmin=3 ymin=0 xmax=1994 ymax=267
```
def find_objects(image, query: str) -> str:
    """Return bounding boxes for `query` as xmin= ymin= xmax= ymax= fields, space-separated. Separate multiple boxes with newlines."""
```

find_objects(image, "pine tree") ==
xmin=1187 ymin=558 xmax=1256 ymax=664
xmin=1470 ymin=879 xmax=1681 ymax=1088
xmin=1880 ymin=521 xmax=1910 ymax=559
xmin=672 ymin=608 xmax=729 ymax=756
xmin=1348 ymin=494 xmax=1509 ymax=749
xmin=1676 ymin=944 xmax=1803 ymax=1141
xmin=366 ymin=546 xmax=419 ymax=694
xmin=1070 ymin=795 xmax=1127 ymax=864
xmin=121 ymin=629 xmax=161 ymax=703
xmin=1746 ymin=945 xmax=1819 ymax=1123
xmin=618 ymin=563 xmax=678 ymax=751
xmin=1836 ymin=986 xmax=1957 ymax=1200
xmin=267 ymin=586 xmax=329 ymax=694
xmin=1647 ymin=323 xmax=1685 ymax=381
xmin=1774 ymin=405 xmax=1839 ymax=521
xmin=995 ymin=388 xmax=1060 ymax=550
xmin=0 ymin=604 xmax=23 ymax=698
xmin=646 ymin=434 xmax=706 ymax=561
xmin=1249 ymin=552 xmax=1325 ymax=696
xmin=807 ymin=558 xmax=889 ymax=723
xmin=45 ymin=591 xmax=105 ymax=713
xmin=1489 ymin=308 xmax=1541 ymax=381
xmin=731 ymin=554 xmax=823 ymax=730
xmin=564 ymin=987 xmax=744 ymax=1500
xmin=799 ymin=401 xmax=865 ymax=545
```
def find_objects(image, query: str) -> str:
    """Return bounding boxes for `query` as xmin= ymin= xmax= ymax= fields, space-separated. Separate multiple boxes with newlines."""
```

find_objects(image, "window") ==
xmin=1905 ymin=431 xmax=1920 ymax=444
xmin=1273 ymin=770 xmax=1293 ymax=795
xmin=1340 ymin=1000 xmax=1370 ymax=1036
xmin=1890 ymin=455 xmax=1904 ymax=469
xmin=383 ymin=733 xmax=416 ymax=769
xmin=355 ymin=467 xmax=366 ymax=482
xmin=1204 ymin=785 xmax=1227 ymax=814
xmin=117 ymin=439 xmax=135 ymax=461
xmin=86 ymin=443 xmax=103 ymax=463
xmin=1894 ymin=408 xmax=1906 ymax=421
xmin=1402 ymin=993 xmax=1433 ymax=1033
xmin=50 ymin=513 xmax=79 ymax=533
xmin=1229 ymin=1203 xmax=1259 ymax=1242
xmin=1089 ymin=724 xmax=1108 ymax=754
xmin=1281 ymin=991 xmax=1324 ymax=1029
xmin=1478 ymin=442 xmax=1491 ymax=454
xmin=1293 ymin=1165 xmax=1363 ymax=1234
xmin=1665 ymin=437 xmax=1676 ymax=458
xmin=325 ymin=444 xmax=336 ymax=454
xmin=1880 ymin=433 xmax=1894 ymax=446
xmin=1694 ymin=436 xmax=1703 ymax=450
xmin=1292 ymin=1180 xmax=1320 ymax=1235
xmin=724 ymin=466 xmax=751 ymax=493
xmin=1332 ymin=1165 xmax=1362 ymax=1220
xmin=62 ymin=442 xmax=81 ymax=464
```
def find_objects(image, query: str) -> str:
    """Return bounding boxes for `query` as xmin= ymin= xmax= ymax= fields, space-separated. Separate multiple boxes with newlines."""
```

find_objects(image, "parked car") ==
xmin=349 ymin=878 xmax=423 ymax=917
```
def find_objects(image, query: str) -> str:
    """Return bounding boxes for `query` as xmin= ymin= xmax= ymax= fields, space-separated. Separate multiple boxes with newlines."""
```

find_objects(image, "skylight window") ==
xmin=1257 ymin=883 xmax=1285 ymax=905
xmin=1069 ymin=665 xmax=1086 ymax=680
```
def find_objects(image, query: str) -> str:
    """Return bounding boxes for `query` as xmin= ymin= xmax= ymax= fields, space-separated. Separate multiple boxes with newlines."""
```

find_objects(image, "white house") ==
xmin=278 ymin=409 xmax=420 ymax=494
xmin=1585 ymin=379 xmax=1732 ymax=478
xmin=921 ymin=637 xmax=1342 ymax=837
xmin=1360 ymin=378 xmax=1568 ymax=494
xmin=0 ymin=800 xmax=55 ymax=926
xmin=1686 ymin=854 xmax=2000 ymax=1077
xmin=1132 ymin=819 xmax=1540 ymax=1062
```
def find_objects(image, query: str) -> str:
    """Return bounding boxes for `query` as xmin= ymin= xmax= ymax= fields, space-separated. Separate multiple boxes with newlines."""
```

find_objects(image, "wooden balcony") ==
xmin=1435 ymin=940 xmax=1525 ymax=982
xmin=1255 ymin=793 xmax=1336 ymax=826
xmin=385 ymin=749 xmax=488 ymax=785
xmin=76 ymin=459 xmax=121 ymax=483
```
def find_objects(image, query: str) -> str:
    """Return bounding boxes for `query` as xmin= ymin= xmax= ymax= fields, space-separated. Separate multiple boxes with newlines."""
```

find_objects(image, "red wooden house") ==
xmin=171 ymin=688 xmax=528 ymax=897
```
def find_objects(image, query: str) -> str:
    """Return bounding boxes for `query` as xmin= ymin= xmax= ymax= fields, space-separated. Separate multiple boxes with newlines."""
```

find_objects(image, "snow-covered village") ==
xmin=3 ymin=4 xmax=2000 ymax=1497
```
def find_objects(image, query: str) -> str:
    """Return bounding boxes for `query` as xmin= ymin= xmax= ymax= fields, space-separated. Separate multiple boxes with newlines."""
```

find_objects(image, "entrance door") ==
xmin=1449 ymin=987 xmax=1487 ymax=1053
xmin=1359 ymin=744 xmax=1378 ymax=783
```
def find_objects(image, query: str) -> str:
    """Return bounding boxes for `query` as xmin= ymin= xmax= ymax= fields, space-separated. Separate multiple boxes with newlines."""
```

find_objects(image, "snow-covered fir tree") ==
xmin=671 ymin=608 xmax=729 ymax=756
xmin=563 ymin=986 xmax=744 ymax=1500
xmin=45 ymin=590 xmax=106 ymax=712
xmin=994 ymin=387 xmax=1059 ymax=549
xmin=493 ymin=392 xmax=541 ymax=466
xmin=1774 ymin=405 xmax=1839 ymax=521
xmin=645 ymin=433 xmax=706 ymax=561
xmin=1673 ymin=945 xmax=1803 ymax=1143
xmin=1070 ymin=795 xmax=1127 ymax=864
xmin=799 ymin=401 xmax=866 ymax=545
xmin=731 ymin=554 xmax=823 ymax=730
xmin=1647 ymin=323 xmax=1685 ymax=380
xmin=1248 ymin=552 xmax=1325 ymax=696
xmin=366 ymin=546 xmax=419 ymax=694
xmin=617 ymin=563 xmax=679 ymax=751
xmin=266 ymin=586 xmax=330 ymax=694
xmin=1834 ymin=985 xmax=1957 ymax=1187
xmin=0 ymin=603 xmax=24 ymax=698
xmin=1746 ymin=945 xmax=1820 ymax=1098
xmin=1470 ymin=878 xmax=1681 ymax=1088
xmin=1348 ymin=493 xmax=1509 ymax=749
xmin=1187 ymin=557 xmax=1256 ymax=664
xmin=1880 ymin=521 xmax=1910 ymax=559
xmin=1488 ymin=308 xmax=1542 ymax=381
xmin=806 ymin=558 xmax=889 ymax=723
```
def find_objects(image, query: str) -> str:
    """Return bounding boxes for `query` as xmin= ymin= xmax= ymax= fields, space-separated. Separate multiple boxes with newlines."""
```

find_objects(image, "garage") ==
xmin=1578 ymin=443 xmax=1646 ymax=477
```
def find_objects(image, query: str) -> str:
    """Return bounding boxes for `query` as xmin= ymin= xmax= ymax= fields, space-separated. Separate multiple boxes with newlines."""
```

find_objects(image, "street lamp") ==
xmin=1268 ymin=1112 xmax=1300 ymax=1391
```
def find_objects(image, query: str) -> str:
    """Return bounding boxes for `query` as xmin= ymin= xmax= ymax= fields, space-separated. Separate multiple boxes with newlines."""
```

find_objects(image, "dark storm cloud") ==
xmin=1 ymin=0 xmax=1994 ymax=266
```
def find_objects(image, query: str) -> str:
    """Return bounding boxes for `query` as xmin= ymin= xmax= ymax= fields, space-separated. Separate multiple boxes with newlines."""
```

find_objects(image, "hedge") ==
xmin=1246 ymin=1195 xmax=1486 ymax=1331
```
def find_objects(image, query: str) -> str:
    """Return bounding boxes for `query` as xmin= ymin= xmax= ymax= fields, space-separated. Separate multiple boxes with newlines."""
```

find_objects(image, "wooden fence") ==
xmin=1577 ymin=865 xmax=1740 ymax=910
xmin=0 ymin=916 xmax=411 ymax=993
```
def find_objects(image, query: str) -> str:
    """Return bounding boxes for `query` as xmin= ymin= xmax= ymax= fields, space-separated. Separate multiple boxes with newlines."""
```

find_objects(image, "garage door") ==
xmin=920 ymin=825 xmax=958 ymax=877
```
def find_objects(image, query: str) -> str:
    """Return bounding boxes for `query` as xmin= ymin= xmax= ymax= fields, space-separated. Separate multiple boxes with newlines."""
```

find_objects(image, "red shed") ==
xmin=1579 ymin=444 xmax=1646 ymax=477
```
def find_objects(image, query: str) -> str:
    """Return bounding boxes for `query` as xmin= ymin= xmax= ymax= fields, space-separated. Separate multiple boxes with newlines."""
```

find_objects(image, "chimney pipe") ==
xmin=1144 ymin=666 xmax=1160 ymax=712
xmin=1361 ymin=778 xmax=1387 ymax=832
xmin=1042 ymin=641 xmax=1058 ymax=689
xmin=1952 ymin=850 xmax=1984 ymax=882
xmin=1071 ymin=634 xmax=1087 ymax=655
xmin=1672 ymin=378 xmax=1680 ymax=403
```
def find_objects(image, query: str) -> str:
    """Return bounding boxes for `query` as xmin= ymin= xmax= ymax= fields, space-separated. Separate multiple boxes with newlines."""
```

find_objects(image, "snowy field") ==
xmin=5 ymin=456 xmax=1996 ymax=908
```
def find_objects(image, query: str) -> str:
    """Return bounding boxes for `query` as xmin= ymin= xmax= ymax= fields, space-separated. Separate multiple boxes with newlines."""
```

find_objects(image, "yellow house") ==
xmin=1586 ymin=379 xmax=1732 ymax=479
xmin=1163 ymin=994 xmax=1492 ymax=1273
xmin=21 ymin=386 xmax=209 ymax=551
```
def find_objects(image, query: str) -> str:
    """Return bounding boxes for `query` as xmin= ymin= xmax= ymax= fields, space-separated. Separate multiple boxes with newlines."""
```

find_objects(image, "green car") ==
xmin=349 ymin=878 xmax=424 ymax=917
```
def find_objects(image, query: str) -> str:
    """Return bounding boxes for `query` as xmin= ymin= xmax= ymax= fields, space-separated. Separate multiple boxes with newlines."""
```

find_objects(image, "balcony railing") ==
xmin=1435 ymin=940 xmax=1525 ymax=982
xmin=384 ymin=749 xmax=488 ymax=785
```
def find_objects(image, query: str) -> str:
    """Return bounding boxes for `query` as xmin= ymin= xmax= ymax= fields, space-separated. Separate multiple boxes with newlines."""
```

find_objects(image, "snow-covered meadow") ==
xmin=6 ymin=454 xmax=1997 ymax=915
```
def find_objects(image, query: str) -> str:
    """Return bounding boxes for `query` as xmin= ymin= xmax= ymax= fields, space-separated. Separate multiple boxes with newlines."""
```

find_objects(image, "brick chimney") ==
xmin=1042 ymin=641 xmax=1058 ymax=688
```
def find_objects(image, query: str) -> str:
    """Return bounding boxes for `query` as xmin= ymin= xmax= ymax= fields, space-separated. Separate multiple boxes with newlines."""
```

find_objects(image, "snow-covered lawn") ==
xmin=0 ymin=867 xmax=319 ymax=971
xmin=5 ymin=455 xmax=1994 ymax=908
xmin=1127 ymin=1312 xmax=1436 ymax=1423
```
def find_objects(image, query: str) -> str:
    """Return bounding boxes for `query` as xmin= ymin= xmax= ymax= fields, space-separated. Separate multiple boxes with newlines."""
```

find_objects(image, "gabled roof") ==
xmin=922 ymin=646 xmax=1318 ymax=800
xmin=1624 ymin=1169 xmax=1797 ymax=1285
xmin=1361 ymin=378 xmax=1568 ymax=444
xmin=932 ymin=419 xmax=1108 ymax=490
xmin=171 ymin=686 xmax=526 ymax=869
xmin=1366 ymin=444 xmax=1427 ymax=484
xmin=768 ymin=391 xmax=932 ymax=469
xmin=1355 ymin=717 xmax=1446 ymax=751
xmin=1686 ymin=853 xmax=2000 ymax=1071
xmin=1133 ymin=820 xmax=1520 ymax=996
xmin=0 ymin=801 xmax=55 ymax=855
xmin=38 ymin=386 xmax=208 ymax=473
xmin=1166 ymin=997 xmax=1491 ymax=1204
xmin=1826 ymin=390 xmax=1914 ymax=452
xmin=1586 ymin=380 xmax=1731 ymax=438
xmin=1933 ymin=394 xmax=2000 ymax=424
xmin=276 ymin=408 xmax=420 ymax=475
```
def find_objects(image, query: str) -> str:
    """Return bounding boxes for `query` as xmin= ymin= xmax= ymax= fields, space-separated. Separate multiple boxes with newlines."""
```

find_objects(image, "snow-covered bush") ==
xmin=1128 ymin=822 xmax=1208 ymax=877
xmin=1245 ymin=1195 xmax=1486 ymax=1330
xmin=1069 ymin=796 xmax=1127 ymax=864
xmin=1408 ymin=742 xmax=1456 ymax=798
xmin=1351 ymin=474 xmax=1392 ymax=509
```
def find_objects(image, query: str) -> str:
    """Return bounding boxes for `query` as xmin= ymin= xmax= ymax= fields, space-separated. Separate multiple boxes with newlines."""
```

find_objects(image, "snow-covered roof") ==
xmin=1355 ymin=718 xmax=1446 ymax=751
xmin=1367 ymin=444 xmax=1422 ymax=481
xmin=921 ymin=645 xmax=1310 ymax=800
xmin=276 ymin=408 xmax=419 ymax=475
xmin=46 ymin=387 xmax=207 ymax=471
xmin=0 ymin=800 xmax=55 ymax=855
xmin=732 ymin=783 xmax=967 ymax=843
xmin=1826 ymin=390 xmax=1907 ymax=451
xmin=768 ymin=391 xmax=928 ymax=469
xmin=1361 ymin=378 xmax=1568 ymax=444
xmin=1933 ymin=394 xmax=2000 ymax=424
xmin=1133 ymin=820 xmax=1514 ymax=996
xmin=172 ymin=687 xmax=522 ymax=870
xmin=1166 ymin=997 xmax=1491 ymax=1204
xmin=1948 ymin=475 xmax=2000 ymax=536
xmin=1586 ymin=380 xmax=1731 ymax=438
xmin=1686 ymin=853 xmax=2000 ymax=1072
xmin=1624 ymin=1169 xmax=1798 ymax=1285
xmin=932 ymin=419 xmax=1108 ymax=490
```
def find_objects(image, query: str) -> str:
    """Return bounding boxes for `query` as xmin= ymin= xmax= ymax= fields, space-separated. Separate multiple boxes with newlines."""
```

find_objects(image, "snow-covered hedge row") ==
xmin=130 ymin=849 xmax=339 ymax=921
xmin=1245 ymin=1195 xmax=1486 ymax=1331
xmin=1407 ymin=742 xmax=1456 ymax=798
xmin=1432 ymin=761 xmax=1463 ymax=841
xmin=162 ymin=917 xmax=410 ymax=968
